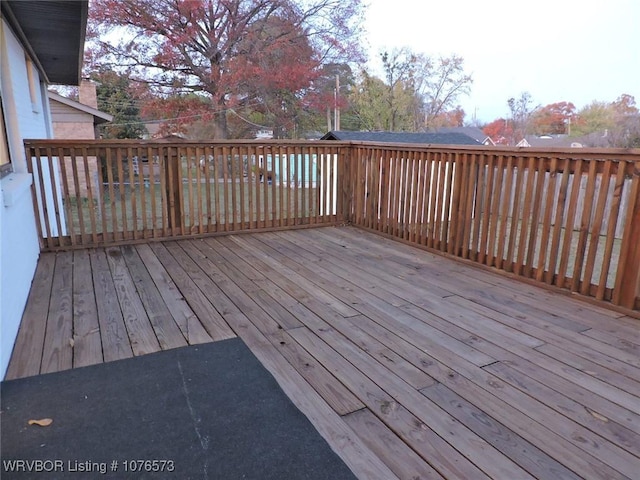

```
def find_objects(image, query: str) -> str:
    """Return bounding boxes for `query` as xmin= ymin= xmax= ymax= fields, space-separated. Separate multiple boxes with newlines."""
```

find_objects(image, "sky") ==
xmin=363 ymin=0 xmax=639 ymax=123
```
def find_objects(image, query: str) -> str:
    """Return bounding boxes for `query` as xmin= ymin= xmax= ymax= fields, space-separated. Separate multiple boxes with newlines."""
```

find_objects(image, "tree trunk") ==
xmin=215 ymin=98 xmax=229 ymax=139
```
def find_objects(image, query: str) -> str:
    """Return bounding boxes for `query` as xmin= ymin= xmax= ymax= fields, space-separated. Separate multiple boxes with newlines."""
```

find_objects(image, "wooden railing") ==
xmin=25 ymin=140 xmax=345 ymax=250
xmin=346 ymin=143 xmax=640 ymax=311
xmin=25 ymin=139 xmax=640 ymax=311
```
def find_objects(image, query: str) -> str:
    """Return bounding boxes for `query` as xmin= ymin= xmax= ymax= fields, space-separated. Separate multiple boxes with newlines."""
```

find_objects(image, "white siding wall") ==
xmin=0 ymin=18 xmax=51 ymax=378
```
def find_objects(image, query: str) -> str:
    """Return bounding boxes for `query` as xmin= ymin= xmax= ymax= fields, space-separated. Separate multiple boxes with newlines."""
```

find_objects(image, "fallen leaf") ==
xmin=588 ymin=410 xmax=609 ymax=423
xmin=69 ymin=338 xmax=75 ymax=348
xmin=28 ymin=418 xmax=53 ymax=427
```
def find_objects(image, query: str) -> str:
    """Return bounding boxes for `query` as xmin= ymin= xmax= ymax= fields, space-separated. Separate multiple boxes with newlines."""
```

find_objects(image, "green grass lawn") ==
xmin=65 ymin=179 xmax=322 ymax=237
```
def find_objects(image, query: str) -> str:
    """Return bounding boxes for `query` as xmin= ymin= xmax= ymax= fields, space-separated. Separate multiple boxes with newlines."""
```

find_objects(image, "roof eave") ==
xmin=1 ymin=1 xmax=88 ymax=86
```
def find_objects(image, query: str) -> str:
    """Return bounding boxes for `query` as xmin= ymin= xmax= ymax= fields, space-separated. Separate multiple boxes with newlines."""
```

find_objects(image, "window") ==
xmin=0 ymin=101 xmax=11 ymax=178
xmin=25 ymin=56 xmax=39 ymax=112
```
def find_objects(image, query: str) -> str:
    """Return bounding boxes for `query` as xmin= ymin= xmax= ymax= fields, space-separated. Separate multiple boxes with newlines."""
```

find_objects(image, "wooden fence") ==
xmin=25 ymin=140 xmax=344 ymax=250
xmin=25 ymin=139 xmax=640 ymax=311
xmin=346 ymin=144 xmax=640 ymax=311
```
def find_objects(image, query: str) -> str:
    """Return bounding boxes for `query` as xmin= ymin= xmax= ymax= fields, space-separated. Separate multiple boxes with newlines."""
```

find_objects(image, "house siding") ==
xmin=50 ymin=99 xmax=98 ymax=132
xmin=0 ymin=18 xmax=49 ymax=378
xmin=53 ymin=119 xmax=95 ymax=139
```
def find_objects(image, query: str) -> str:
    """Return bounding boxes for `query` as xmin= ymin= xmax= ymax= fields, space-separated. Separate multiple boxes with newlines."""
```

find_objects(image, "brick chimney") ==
xmin=79 ymin=79 xmax=98 ymax=109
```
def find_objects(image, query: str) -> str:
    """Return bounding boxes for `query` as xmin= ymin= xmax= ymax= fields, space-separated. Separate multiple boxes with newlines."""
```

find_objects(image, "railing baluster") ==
xmin=524 ymin=157 xmax=547 ymax=278
xmin=158 ymin=146 xmax=169 ymax=236
xmin=505 ymin=156 xmax=525 ymax=272
xmin=486 ymin=155 xmax=505 ymax=267
xmin=57 ymin=146 xmax=75 ymax=246
xmin=546 ymin=157 xmax=571 ymax=284
xmin=28 ymin=147 xmax=52 ymax=249
xmin=557 ymin=158 xmax=584 ymax=288
xmin=270 ymin=145 xmax=278 ymax=228
xmin=514 ymin=156 xmax=537 ymax=276
xmin=127 ymin=146 xmax=139 ymax=239
xmin=185 ymin=145 xmax=195 ymax=233
xmin=536 ymin=157 xmax=559 ymax=282
xmin=570 ymin=159 xmax=599 ymax=292
xmin=495 ymin=155 xmax=514 ymax=269
xmin=81 ymin=146 xmax=98 ymax=244
xmin=97 ymin=147 xmax=108 ymax=241
xmin=142 ymin=145 xmax=151 ymax=238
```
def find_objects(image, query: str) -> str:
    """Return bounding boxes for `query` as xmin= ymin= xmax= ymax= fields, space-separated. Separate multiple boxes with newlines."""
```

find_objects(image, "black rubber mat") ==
xmin=1 ymin=338 xmax=356 ymax=479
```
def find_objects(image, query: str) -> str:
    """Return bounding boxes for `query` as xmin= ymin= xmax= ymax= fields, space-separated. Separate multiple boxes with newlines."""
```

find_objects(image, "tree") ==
xmin=427 ymin=106 xmax=466 ymax=129
xmin=349 ymin=48 xmax=472 ymax=132
xmin=350 ymin=71 xmax=395 ymax=131
xmin=303 ymin=63 xmax=355 ymax=132
xmin=423 ymin=55 xmax=472 ymax=130
xmin=571 ymin=101 xmax=614 ymax=138
xmin=380 ymin=48 xmax=425 ymax=131
xmin=611 ymin=93 xmax=638 ymax=117
xmin=87 ymin=0 xmax=364 ymax=138
xmin=571 ymin=95 xmax=640 ymax=147
xmin=507 ymin=92 xmax=537 ymax=144
xmin=609 ymin=94 xmax=640 ymax=147
xmin=483 ymin=118 xmax=512 ymax=145
xmin=531 ymin=101 xmax=576 ymax=135
xmin=90 ymin=69 xmax=147 ymax=139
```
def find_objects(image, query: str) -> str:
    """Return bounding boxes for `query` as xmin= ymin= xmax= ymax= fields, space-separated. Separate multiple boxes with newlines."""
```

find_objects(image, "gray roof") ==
xmin=519 ymin=135 xmax=585 ymax=148
xmin=1 ymin=1 xmax=88 ymax=85
xmin=436 ymin=127 xmax=491 ymax=144
xmin=321 ymin=130 xmax=481 ymax=145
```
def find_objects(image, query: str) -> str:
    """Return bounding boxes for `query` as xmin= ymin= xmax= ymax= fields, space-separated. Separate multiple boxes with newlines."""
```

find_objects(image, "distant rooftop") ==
xmin=321 ymin=130 xmax=481 ymax=146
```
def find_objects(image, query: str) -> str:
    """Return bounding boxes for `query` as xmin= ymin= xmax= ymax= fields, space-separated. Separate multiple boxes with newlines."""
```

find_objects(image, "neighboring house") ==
xmin=516 ymin=135 xmax=584 ymax=148
xmin=436 ymin=127 xmax=496 ymax=146
xmin=49 ymin=81 xmax=113 ymax=140
xmin=142 ymin=122 xmax=163 ymax=139
xmin=321 ymin=130 xmax=482 ymax=145
xmin=48 ymin=83 xmax=113 ymax=197
xmin=0 ymin=0 xmax=88 ymax=378
xmin=142 ymin=122 xmax=187 ymax=141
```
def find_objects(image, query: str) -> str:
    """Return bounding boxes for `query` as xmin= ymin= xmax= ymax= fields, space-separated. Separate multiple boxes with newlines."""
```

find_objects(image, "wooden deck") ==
xmin=7 ymin=226 xmax=640 ymax=479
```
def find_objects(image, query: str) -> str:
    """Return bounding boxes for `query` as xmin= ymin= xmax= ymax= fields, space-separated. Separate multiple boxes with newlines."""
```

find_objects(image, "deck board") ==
xmin=88 ymin=249 xmax=133 ymax=362
xmin=40 ymin=250 xmax=74 ymax=374
xmin=6 ymin=226 xmax=640 ymax=480
xmin=71 ymin=249 xmax=103 ymax=368
xmin=5 ymin=253 xmax=56 ymax=379
xmin=120 ymin=245 xmax=188 ymax=350
xmin=105 ymin=246 xmax=161 ymax=356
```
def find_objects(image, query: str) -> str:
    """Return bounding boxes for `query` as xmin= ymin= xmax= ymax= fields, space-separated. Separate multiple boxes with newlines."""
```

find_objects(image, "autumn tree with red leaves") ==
xmin=483 ymin=118 xmax=512 ymax=145
xmin=87 ymin=0 xmax=364 ymax=138
xmin=428 ymin=107 xmax=466 ymax=129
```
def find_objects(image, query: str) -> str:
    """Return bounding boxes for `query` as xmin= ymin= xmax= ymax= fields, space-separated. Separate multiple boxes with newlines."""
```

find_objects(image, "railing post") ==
xmin=615 ymin=161 xmax=640 ymax=309
xmin=339 ymin=144 xmax=354 ymax=224
xmin=165 ymin=146 xmax=183 ymax=232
